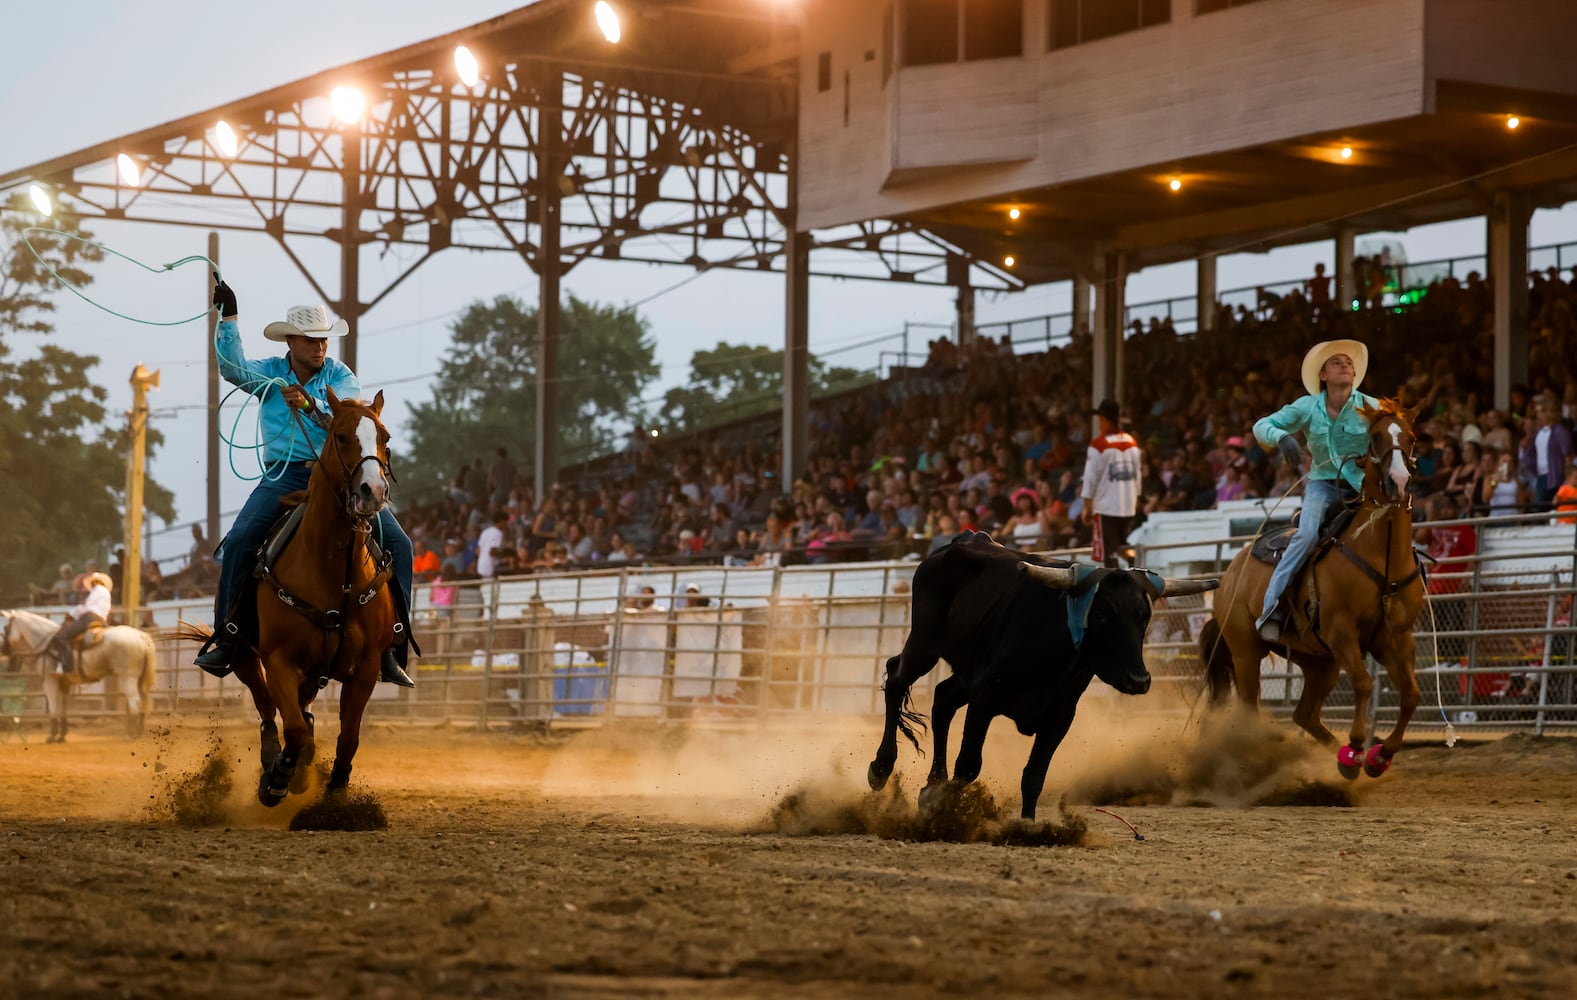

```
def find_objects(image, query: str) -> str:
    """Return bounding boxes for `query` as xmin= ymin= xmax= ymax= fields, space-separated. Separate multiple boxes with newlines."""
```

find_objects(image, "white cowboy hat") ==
xmin=1300 ymin=339 xmax=1369 ymax=395
xmin=87 ymin=572 xmax=114 ymax=591
xmin=264 ymin=304 xmax=350 ymax=343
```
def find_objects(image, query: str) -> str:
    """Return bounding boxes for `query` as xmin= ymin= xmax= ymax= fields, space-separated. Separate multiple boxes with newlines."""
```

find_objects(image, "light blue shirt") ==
xmin=1253 ymin=389 xmax=1377 ymax=492
xmin=216 ymin=319 xmax=360 ymax=464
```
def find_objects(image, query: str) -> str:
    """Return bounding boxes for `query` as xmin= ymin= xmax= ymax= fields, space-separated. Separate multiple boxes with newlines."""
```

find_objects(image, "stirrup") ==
xmin=1256 ymin=606 xmax=1285 ymax=644
xmin=194 ymin=634 xmax=236 ymax=678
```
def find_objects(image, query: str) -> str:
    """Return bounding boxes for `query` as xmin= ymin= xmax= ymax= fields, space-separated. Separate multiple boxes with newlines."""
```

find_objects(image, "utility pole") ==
xmin=125 ymin=364 xmax=160 ymax=624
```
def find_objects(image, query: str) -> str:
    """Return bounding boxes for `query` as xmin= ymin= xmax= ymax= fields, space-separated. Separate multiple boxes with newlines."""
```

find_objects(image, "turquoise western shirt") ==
xmin=1253 ymin=389 xmax=1377 ymax=493
xmin=215 ymin=319 xmax=360 ymax=464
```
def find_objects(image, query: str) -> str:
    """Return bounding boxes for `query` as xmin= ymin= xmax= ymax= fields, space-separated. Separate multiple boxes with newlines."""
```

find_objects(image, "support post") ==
xmin=1196 ymin=253 xmax=1217 ymax=333
xmin=782 ymin=124 xmax=809 ymax=488
xmin=1091 ymin=250 xmax=1127 ymax=416
xmin=205 ymin=233 xmax=221 ymax=552
xmin=1335 ymin=227 xmax=1357 ymax=316
xmin=1072 ymin=272 xmax=1091 ymax=336
xmin=956 ymin=283 xmax=976 ymax=345
xmin=1488 ymin=189 xmax=1530 ymax=410
xmin=125 ymin=365 xmax=160 ymax=625
xmin=340 ymin=121 xmax=363 ymax=372
xmin=536 ymin=76 xmax=564 ymax=499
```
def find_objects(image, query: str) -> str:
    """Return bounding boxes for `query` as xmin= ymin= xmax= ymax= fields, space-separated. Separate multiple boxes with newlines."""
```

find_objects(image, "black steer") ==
xmin=867 ymin=532 xmax=1218 ymax=819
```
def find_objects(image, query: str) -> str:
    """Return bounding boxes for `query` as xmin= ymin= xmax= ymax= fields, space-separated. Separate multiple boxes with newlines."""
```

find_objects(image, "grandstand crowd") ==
xmin=383 ymin=261 xmax=1577 ymax=585
xmin=42 ymin=262 xmax=1577 ymax=603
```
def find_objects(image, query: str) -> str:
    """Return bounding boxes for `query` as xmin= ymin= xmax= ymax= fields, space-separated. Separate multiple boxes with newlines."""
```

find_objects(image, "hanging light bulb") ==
xmin=330 ymin=86 xmax=367 ymax=125
xmin=28 ymin=183 xmax=53 ymax=217
xmin=454 ymin=45 xmax=480 ymax=87
xmin=117 ymin=154 xmax=142 ymax=187
xmin=594 ymin=1 xmax=622 ymax=43
xmin=214 ymin=120 xmax=239 ymax=158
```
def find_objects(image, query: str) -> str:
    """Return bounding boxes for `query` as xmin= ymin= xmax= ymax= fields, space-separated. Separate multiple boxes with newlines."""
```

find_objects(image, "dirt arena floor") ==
xmin=2 ymin=700 xmax=1576 ymax=999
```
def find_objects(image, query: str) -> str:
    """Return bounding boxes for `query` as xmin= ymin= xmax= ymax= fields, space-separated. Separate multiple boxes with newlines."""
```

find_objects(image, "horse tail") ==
xmin=1197 ymin=617 xmax=1236 ymax=705
xmin=175 ymin=620 xmax=213 ymax=645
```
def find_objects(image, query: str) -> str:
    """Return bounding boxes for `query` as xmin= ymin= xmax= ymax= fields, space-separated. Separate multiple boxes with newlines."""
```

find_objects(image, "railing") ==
xmin=5 ymin=512 xmax=1573 ymax=742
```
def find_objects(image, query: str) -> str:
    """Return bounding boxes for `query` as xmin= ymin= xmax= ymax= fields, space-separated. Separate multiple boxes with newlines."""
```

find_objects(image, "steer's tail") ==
xmin=1197 ymin=618 xmax=1236 ymax=705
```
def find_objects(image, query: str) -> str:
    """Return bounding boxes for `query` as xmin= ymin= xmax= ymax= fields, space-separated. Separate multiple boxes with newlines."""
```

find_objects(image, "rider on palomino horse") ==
xmin=193 ymin=278 xmax=415 ymax=687
xmin=1252 ymin=339 xmax=1376 ymax=644
xmin=51 ymin=571 xmax=113 ymax=679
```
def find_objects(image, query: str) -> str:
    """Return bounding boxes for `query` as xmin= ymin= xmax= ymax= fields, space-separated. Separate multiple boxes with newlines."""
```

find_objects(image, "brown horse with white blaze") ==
xmin=1197 ymin=398 xmax=1426 ymax=779
xmin=188 ymin=388 xmax=398 ymax=805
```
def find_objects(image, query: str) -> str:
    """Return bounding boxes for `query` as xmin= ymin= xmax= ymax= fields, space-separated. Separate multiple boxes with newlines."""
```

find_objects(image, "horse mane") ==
xmin=1360 ymin=396 xmax=1409 ymax=424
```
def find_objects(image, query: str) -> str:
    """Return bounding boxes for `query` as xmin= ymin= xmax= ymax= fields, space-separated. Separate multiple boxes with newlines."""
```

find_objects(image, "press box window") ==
xmin=1049 ymin=0 xmax=1170 ymax=50
xmin=900 ymin=0 xmax=1023 ymax=67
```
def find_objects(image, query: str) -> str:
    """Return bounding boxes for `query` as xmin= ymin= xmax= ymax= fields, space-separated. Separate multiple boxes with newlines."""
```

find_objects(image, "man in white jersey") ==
xmin=1080 ymin=399 xmax=1142 ymax=568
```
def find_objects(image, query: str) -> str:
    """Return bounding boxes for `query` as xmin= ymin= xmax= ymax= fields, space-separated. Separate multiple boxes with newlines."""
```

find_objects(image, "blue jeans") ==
xmin=1260 ymin=478 xmax=1341 ymax=623
xmin=214 ymin=463 xmax=413 ymax=631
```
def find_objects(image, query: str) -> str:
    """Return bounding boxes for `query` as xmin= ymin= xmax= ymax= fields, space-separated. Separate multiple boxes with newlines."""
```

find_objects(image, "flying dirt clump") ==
xmin=145 ymin=734 xmax=234 ymax=827
xmin=1067 ymin=712 xmax=1357 ymax=808
xmin=761 ymin=780 xmax=1088 ymax=847
xmin=289 ymin=782 xmax=389 ymax=832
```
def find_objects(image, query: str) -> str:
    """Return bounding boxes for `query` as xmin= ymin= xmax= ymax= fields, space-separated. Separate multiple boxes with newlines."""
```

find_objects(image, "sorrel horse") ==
xmin=186 ymin=389 xmax=398 ymax=805
xmin=1 ymin=609 xmax=156 ymax=742
xmin=1197 ymin=398 xmax=1426 ymax=779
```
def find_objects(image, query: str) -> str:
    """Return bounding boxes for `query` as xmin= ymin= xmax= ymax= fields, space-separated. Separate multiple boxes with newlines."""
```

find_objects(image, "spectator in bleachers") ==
xmin=1554 ymin=462 xmax=1577 ymax=524
xmin=477 ymin=510 xmax=507 ymax=578
xmin=1521 ymin=395 xmax=1573 ymax=509
xmin=926 ymin=514 xmax=960 ymax=556
xmin=1005 ymin=488 xmax=1044 ymax=549
xmin=410 ymin=536 xmax=441 ymax=584
xmin=1486 ymin=449 xmax=1526 ymax=516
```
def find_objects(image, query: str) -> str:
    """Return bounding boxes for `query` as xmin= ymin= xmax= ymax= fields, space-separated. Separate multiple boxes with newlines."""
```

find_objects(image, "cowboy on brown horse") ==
xmin=1252 ymin=339 xmax=1378 ymax=643
xmin=193 ymin=277 xmax=414 ymax=687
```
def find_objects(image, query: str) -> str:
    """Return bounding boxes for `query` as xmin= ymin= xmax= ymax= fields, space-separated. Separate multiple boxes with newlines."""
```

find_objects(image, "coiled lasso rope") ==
xmin=20 ymin=227 xmax=306 ymax=482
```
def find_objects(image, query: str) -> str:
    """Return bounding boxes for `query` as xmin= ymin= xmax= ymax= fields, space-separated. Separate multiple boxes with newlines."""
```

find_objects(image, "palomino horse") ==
xmin=1197 ymin=398 xmax=1426 ymax=779
xmin=1 ymin=609 xmax=156 ymax=741
xmin=186 ymin=389 xmax=398 ymax=806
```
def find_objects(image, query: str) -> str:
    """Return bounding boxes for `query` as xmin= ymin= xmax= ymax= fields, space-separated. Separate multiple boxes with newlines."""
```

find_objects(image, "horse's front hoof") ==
xmin=867 ymin=761 xmax=891 ymax=791
xmin=1336 ymin=743 xmax=1363 ymax=781
xmin=257 ymin=776 xmax=287 ymax=808
xmin=1362 ymin=743 xmax=1393 ymax=778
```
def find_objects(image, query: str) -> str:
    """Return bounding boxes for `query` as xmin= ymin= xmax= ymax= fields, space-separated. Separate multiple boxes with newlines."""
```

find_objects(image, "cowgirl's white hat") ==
xmin=264 ymin=304 xmax=349 ymax=342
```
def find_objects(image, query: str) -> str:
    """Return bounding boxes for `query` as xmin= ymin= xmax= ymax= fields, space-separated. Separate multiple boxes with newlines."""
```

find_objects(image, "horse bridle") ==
xmin=324 ymin=426 xmax=397 ymax=523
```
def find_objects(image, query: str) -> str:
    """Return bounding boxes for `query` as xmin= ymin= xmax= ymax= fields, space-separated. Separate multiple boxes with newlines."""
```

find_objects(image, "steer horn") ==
xmin=1019 ymin=562 xmax=1078 ymax=589
xmin=1158 ymin=576 xmax=1220 ymax=597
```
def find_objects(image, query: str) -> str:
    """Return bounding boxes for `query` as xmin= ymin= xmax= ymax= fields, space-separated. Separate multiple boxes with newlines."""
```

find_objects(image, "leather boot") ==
xmin=380 ymin=648 xmax=414 ymax=688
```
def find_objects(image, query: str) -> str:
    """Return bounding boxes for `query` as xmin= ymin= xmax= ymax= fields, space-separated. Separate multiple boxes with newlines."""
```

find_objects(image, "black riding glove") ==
xmin=1278 ymin=436 xmax=1303 ymax=468
xmin=212 ymin=272 xmax=238 ymax=319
